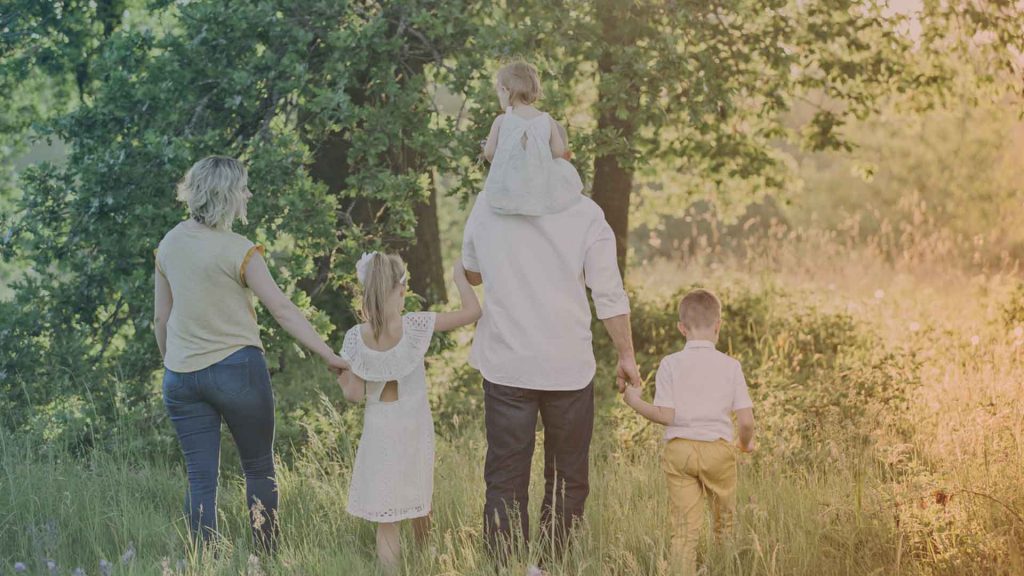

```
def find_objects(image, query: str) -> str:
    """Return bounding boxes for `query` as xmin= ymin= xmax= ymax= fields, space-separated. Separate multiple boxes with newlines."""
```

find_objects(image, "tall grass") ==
xmin=3 ymin=212 xmax=1023 ymax=575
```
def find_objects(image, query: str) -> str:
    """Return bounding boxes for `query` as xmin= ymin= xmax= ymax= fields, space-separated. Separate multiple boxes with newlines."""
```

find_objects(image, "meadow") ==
xmin=3 ymin=212 xmax=1022 ymax=576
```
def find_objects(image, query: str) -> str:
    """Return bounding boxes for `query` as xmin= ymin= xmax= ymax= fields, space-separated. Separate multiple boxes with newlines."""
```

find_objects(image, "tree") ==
xmin=0 ymin=0 xmax=484 ymax=445
xmin=494 ymin=0 xmax=1022 ymax=271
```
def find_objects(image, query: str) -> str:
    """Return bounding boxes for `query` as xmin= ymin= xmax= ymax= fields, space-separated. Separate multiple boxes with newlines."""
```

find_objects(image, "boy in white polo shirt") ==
xmin=624 ymin=289 xmax=755 ymax=576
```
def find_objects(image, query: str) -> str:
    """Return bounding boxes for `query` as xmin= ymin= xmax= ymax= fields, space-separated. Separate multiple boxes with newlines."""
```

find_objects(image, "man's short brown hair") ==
xmin=678 ymin=289 xmax=722 ymax=330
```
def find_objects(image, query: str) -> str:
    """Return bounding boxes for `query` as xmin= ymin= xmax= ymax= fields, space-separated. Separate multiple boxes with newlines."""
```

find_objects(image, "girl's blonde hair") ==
xmin=360 ymin=252 xmax=407 ymax=340
xmin=176 ymin=156 xmax=249 ymax=230
xmin=497 ymin=61 xmax=542 ymax=105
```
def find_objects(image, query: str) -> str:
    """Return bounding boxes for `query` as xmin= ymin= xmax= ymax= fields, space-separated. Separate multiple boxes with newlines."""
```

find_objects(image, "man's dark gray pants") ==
xmin=482 ymin=378 xmax=594 ymax=562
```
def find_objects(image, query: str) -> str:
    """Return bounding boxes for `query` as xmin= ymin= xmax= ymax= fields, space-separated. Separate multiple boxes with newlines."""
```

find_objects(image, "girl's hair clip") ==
xmin=356 ymin=251 xmax=408 ymax=286
xmin=355 ymin=252 xmax=376 ymax=285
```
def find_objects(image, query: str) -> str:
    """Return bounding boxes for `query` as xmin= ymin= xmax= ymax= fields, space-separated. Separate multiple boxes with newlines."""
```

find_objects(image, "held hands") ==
xmin=324 ymin=352 xmax=350 ymax=375
xmin=615 ymin=356 xmax=642 ymax=393
xmin=623 ymin=383 xmax=642 ymax=408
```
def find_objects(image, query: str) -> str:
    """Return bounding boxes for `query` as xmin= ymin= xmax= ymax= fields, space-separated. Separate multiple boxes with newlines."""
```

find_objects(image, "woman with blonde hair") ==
xmin=153 ymin=155 xmax=349 ymax=552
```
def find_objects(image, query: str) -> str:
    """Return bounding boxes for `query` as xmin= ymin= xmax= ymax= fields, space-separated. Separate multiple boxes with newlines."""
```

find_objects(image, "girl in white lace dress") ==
xmin=482 ymin=60 xmax=584 ymax=216
xmin=337 ymin=251 xmax=481 ymax=573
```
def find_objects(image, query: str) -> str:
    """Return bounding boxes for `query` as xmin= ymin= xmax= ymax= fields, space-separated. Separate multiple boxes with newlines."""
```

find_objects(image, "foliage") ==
xmin=598 ymin=283 xmax=916 ymax=465
xmin=4 ymin=269 xmax=1023 ymax=574
xmin=0 ymin=0 xmax=485 ymax=443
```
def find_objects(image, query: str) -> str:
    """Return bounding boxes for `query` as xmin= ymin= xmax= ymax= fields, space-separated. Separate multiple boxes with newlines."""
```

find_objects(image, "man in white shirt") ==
xmin=462 ymin=189 xmax=641 ymax=561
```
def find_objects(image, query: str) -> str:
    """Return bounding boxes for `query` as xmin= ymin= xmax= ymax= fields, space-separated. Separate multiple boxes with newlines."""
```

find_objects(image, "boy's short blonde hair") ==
xmin=678 ymin=289 xmax=722 ymax=330
xmin=497 ymin=61 xmax=542 ymax=105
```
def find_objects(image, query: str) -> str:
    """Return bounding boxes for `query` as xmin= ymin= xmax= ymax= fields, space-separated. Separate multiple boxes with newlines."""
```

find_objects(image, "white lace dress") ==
xmin=340 ymin=312 xmax=437 ymax=522
xmin=484 ymin=109 xmax=584 ymax=216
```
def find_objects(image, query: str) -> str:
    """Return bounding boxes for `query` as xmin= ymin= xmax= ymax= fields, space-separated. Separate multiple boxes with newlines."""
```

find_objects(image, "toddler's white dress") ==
xmin=484 ymin=109 xmax=584 ymax=216
xmin=340 ymin=312 xmax=436 ymax=522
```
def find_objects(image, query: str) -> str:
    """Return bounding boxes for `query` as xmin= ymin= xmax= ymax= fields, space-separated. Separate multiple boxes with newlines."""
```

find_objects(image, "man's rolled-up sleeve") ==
xmin=584 ymin=218 xmax=630 ymax=319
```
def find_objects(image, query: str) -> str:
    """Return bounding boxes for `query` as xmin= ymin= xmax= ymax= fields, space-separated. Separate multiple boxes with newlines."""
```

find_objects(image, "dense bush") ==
xmin=600 ymin=282 xmax=918 ymax=464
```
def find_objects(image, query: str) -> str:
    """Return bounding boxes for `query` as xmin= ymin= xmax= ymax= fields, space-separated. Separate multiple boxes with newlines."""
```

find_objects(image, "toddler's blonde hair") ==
xmin=497 ymin=61 xmax=542 ymax=105
xmin=678 ymin=289 xmax=722 ymax=331
xmin=360 ymin=252 xmax=407 ymax=340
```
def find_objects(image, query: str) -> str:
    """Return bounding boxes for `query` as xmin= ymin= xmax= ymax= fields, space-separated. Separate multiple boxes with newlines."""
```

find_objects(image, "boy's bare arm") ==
xmin=736 ymin=407 xmax=755 ymax=451
xmin=624 ymin=386 xmax=675 ymax=425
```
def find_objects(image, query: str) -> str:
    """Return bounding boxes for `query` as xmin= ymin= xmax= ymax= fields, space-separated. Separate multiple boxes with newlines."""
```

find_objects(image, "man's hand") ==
xmin=615 ymin=356 xmax=642 ymax=393
xmin=738 ymin=439 xmax=756 ymax=453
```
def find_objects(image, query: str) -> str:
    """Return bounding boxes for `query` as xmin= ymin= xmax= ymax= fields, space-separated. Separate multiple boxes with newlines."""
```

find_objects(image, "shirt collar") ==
xmin=684 ymin=340 xmax=716 ymax=350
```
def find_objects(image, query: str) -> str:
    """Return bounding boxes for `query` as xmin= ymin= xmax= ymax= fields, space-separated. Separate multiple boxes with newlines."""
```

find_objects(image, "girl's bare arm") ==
xmin=435 ymin=260 xmax=483 ymax=332
xmin=338 ymin=370 xmax=366 ymax=403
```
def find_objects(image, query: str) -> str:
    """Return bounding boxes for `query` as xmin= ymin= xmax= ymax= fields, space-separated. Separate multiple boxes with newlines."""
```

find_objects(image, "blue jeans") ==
xmin=163 ymin=346 xmax=278 ymax=552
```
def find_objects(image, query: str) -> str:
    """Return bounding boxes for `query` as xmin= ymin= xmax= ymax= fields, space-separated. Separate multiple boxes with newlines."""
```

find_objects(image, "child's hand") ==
xmin=737 ymin=439 xmax=756 ymax=453
xmin=623 ymin=384 xmax=642 ymax=406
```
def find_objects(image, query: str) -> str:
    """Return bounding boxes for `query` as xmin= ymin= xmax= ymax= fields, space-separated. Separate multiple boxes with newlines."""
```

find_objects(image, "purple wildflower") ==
xmin=121 ymin=543 xmax=136 ymax=563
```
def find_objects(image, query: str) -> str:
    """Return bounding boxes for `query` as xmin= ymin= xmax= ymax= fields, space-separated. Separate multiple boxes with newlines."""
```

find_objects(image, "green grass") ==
xmin=1 ymin=413 xmax=908 ymax=576
xmin=3 ymin=248 xmax=1023 ymax=575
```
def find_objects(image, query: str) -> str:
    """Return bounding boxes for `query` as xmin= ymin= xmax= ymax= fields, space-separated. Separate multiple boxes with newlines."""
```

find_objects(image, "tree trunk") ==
xmin=401 ymin=173 xmax=447 ymax=305
xmin=592 ymin=1 xmax=639 ymax=273
xmin=591 ymin=134 xmax=634 ymax=273
xmin=301 ymin=127 xmax=359 ymax=330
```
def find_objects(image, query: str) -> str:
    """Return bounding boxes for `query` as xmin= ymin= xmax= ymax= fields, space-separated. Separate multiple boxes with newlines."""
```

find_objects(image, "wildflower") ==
xmin=161 ymin=557 xmax=173 ymax=576
xmin=14 ymin=563 xmax=27 ymax=573
xmin=47 ymin=559 xmax=58 ymax=575
xmin=874 ymin=289 xmax=885 ymax=300
xmin=970 ymin=335 xmax=980 ymax=346
xmin=73 ymin=569 xmax=86 ymax=576
xmin=247 ymin=554 xmax=265 ymax=576
xmin=122 ymin=543 xmax=136 ymax=563
xmin=909 ymin=322 xmax=920 ymax=332
xmin=100 ymin=559 xmax=113 ymax=576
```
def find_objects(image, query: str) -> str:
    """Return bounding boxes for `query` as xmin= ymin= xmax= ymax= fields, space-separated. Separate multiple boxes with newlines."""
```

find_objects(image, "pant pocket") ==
xmin=211 ymin=357 xmax=250 ymax=398
xmin=162 ymin=369 xmax=187 ymax=399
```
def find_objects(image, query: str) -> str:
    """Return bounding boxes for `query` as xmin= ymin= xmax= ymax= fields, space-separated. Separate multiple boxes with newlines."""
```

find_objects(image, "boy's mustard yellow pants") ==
xmin=661 ymin=438 xmax=738 ymax=576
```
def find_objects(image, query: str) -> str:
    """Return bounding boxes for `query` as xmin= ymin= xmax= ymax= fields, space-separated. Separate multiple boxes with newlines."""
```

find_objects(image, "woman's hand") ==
xmin=324 ymin=352 xmax=350 ymax=375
